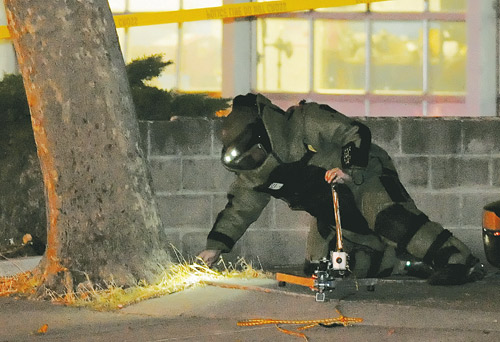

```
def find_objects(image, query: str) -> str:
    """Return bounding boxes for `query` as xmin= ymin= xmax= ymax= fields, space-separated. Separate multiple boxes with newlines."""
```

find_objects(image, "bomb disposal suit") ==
xmin=203 ymin=93 xmax=483 ymax=285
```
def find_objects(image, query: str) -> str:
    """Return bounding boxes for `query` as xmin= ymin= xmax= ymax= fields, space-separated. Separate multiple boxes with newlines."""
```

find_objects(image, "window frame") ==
xmin=253 ymin=7 xmax=468 ymax=116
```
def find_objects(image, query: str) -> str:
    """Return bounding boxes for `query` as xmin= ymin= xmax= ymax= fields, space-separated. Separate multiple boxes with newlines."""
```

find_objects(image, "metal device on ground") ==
xmin=276 ymin=183 xmax=376 ymax=302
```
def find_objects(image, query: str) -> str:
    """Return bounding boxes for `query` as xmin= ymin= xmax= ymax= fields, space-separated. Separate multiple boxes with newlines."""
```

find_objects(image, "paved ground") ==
xmin=1 ymin=257 xmax=500 ymax=342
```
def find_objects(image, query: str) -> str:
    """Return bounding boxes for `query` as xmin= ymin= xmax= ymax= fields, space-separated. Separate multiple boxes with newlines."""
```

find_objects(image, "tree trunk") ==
xmin=4 ymin=0 xmax=170 ymax=292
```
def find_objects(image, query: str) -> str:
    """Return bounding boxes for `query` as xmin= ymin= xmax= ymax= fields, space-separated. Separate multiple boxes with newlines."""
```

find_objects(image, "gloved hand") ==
xmin=197 ymin=249 xmax=222 ymax=267
xmin=325 ymin=168 xmax=351 ymax=184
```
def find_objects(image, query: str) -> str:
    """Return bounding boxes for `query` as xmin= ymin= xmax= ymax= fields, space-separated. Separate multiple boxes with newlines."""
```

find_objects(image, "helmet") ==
xmin=220 ymin=94 xmax=271 ymax=171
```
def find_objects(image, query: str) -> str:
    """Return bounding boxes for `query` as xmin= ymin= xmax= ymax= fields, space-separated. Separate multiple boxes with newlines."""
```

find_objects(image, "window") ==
xmin=180 ymin=20 xmax=222 ymax=91
xmin=371 ymin=0 xmax=425 ymax=12
xmin=371 ymin=21 xmax=423 ymax=94
xmin=314 ymin=20 xmax=365 ymax=94
xmin=0 ymin=40 xmax=15 ymax=77
xmin=111 ymin=0 xmax=222 ymax=92
xmin=428 ymin=21 xmax=466 ymax=94
xmin=429 ymin=0 xmax=467 ymax=13
xmin=257 ymin=19 xmax=310 ymax=92
xmin=0 ymin=0 xmax=495 ymax=116
xmin=109 ymin=0 xmax=179 ymax=12
xmin=255 ymin=0 xmax=469 ymax=116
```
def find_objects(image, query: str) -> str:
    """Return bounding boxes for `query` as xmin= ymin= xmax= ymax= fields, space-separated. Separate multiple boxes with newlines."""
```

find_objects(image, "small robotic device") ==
xmin=277 ymin=184 xmax=376 ymax=302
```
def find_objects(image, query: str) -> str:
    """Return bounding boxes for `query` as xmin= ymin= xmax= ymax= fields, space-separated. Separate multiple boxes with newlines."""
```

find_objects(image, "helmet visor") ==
xmin=222 ymin=143 xmax=268 ymax=171
xmin=221 ymin=122 xmax=270 ymax=171
xmin=221 ymin=120 xmax=270 ymax=171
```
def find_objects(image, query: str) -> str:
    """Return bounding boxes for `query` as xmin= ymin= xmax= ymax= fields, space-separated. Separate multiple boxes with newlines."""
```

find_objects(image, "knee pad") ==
xmin=348 ymin=250 xmax=371 ymax=278
xmin=341 ymin=231 xmax=396 ymax=278
xmin=374 ymin=204 xmax=429 ymax=253
xmin=348 ymin=246 xmax=397 ymax=278
xmin=407 ymin=222 xmax=472 ymax=266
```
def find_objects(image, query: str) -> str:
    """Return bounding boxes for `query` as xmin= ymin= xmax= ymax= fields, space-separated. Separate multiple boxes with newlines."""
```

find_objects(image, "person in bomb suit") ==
xmin=198 ymin=93 xmax=485 ymax=285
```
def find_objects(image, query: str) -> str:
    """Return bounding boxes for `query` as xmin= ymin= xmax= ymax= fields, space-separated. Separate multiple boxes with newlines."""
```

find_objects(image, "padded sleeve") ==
xmin=207 ymin=176 xmax=271 ymax=252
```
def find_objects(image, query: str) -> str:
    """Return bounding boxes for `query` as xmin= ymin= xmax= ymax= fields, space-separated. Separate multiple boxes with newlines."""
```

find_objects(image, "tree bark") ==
xmin=4 ymin=0 xmax=170 ymax=292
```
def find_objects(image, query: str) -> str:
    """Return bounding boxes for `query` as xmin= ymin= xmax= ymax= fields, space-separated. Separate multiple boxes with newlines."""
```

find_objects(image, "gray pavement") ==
xmin=1 ymin=257 xmax=500 ymax=341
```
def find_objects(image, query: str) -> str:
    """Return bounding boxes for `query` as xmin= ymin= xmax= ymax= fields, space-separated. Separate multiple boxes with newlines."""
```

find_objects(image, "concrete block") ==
xmin=156 ymin=194 xmax=212 ymax=227
xmin=463 ymin=119 xmax=500 ymax=154
xmin=457 ymin=158 xmax=490 ymax=187
xmin=449 ymin=227 xmax=486 ymax=263
xmin=150 ymin=118 xmax=211 ymax=156
xmin=365 ymin=118 xmax=400 ymax=155
xmin=160 ymin=231 xmax=181 ymax=256
xmin=149 ymin=158 xmax=182 ymax=192
xmin=393 ymin=156 xmax=429 ymax=188
xmin=240 ymin=229 xmax=308 ymax=268
xmin=462 ymin=192 xmax=500 ymax=226
xmin=212 ymin=118 xmax=224 ymax=156
xmin=182 ymin=158 xmax=235 ymax=192
xmin=180 ymin=231 xmax=210 ymax=261
xmin=212 ymin=193 xmax=230 ymax=223
xmin=138 ymin=121 xmax=149 ymax=157
xmin=274 ymin=200 xmax=313 ymax=230
xmin=431 ymin=157 xmax=489 ymax=189
xmin=412 ymin=192 xmax=461 ymax=226
xmin=0 ymin=256 xmax=41 ymax=277
xmin=430 ymin=157 xmax=459 ymax=189
xmin=180 ymin=230 xmax=243 ymax=263
xmin=401 ymin=118 xmax=462 ymax=155
xmin=251 ymin=199 xmax=274 ymax=229
xmin=493 ymin=158 xmax=500 ymax=187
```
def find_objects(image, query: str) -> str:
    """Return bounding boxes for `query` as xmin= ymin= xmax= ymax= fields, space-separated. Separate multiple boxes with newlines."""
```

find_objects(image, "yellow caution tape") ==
xmin=113 ymin=0 xmax=388 ymax=28
xmin=0 ymin=0 xmax=388 ymax=40
xmin=0 ymin=25 xmax=9 ymax=40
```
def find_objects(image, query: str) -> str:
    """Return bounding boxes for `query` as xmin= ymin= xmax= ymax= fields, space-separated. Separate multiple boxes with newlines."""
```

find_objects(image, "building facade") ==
xmin=1 ymin=0 xmax=499 ymax=117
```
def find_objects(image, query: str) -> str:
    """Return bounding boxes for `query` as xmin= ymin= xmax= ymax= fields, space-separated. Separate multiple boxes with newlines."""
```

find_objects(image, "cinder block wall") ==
xmin=142 ymin=117 xmax=500 ymax=268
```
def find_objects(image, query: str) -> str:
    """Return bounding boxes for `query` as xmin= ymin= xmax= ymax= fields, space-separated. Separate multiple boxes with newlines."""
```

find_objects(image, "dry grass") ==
xmin=1 ymin=249 xmax=270 ymax=311
xmin=0 ymin=271 xmax=40 ymax=297
xmin=75 ymin=256 xmax=270 ymax=311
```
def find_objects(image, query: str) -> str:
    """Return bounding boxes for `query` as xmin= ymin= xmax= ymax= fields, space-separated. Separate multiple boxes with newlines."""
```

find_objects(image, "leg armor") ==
xmin=305 ymin=186 xmax=401 ymax=279
xmin=374 ymin=204 xmax=473 ymax=266
xmin=305 ymin=218 xmax=334 ymax=263
xmin=305 ymin=216 xmax=399 ymax=278
xmin=339 ymin=229 xmax=397 ymax=278
xmin=367 ymin=173 xmax=484 ymax=284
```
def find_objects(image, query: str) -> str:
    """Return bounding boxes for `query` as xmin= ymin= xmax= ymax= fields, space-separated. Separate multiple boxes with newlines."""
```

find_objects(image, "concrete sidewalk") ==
xmin=0 ymin=256 xmax=40 ymax=277
xmin=1 ymin=257 xmax=500 ymax=342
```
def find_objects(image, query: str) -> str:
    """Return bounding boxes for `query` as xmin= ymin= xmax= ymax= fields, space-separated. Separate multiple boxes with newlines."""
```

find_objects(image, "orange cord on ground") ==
xmin=202 ymin=281 xmax=274 ymax=293
xmin=275 ymin=325 xmax=310 ymax=341
xmin=238 ymin=309 xmax=363 ymax=341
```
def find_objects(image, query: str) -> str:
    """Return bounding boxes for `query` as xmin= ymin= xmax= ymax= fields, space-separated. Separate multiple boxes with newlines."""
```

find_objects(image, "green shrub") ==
xmin=127 ymin=54 xmax=230 ymax=120
xmin=0 ymin=73 xmax=31 ymax=122
xmin=0 ymin=54 xmax=230 ymax=122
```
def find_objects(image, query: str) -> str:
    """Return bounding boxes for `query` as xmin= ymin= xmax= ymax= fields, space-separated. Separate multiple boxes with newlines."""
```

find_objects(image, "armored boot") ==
xmin=428 ymin=255 xmax=486 ymax=285
xmin=393 ymin=253 xmax=434 ymax=279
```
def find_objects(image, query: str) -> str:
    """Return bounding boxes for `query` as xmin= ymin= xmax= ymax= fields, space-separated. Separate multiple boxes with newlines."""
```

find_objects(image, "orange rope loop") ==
xmin=238 ymin=309 xmax=363 ymax=340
